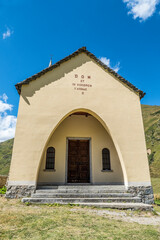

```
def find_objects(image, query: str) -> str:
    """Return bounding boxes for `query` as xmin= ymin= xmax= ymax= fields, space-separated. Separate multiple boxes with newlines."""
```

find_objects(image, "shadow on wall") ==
xmin=21 ymin=54 xmax=90 ymax=105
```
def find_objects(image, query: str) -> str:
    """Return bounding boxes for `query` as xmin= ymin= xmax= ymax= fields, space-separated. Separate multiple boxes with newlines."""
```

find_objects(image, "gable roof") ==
xmin=15 ymin=47 xmax=145 ymax=99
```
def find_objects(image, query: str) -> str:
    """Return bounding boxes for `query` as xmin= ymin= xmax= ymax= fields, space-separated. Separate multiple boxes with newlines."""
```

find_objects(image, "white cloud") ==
xmin=0 ymin=93 xmax=8 ymax=103
xmin=2 ymin=93 xmax=8 ymax=103
xmin=2 ymin=28 xmax=13 ymax=39
xmin=123 ymin=0 xmax=160 ymax=21
xmin=113 ymin=62 xmax=120 ymax=73
xmin=99 ymin=57 xmax=120 ymax=72
xmin=0 ymin=100 xmax=12 ymax=113
xmin=100 ymin=57 xmax=111 ymax=67
xmin=0 ymin=94 xmax=17 ymax=143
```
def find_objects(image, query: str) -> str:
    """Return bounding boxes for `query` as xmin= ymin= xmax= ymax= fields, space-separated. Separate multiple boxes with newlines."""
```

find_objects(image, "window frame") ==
xmin=45 ymin=147 xmax=55 ymax=170
xmin=102 ymin=148 xmax=112 ymax=172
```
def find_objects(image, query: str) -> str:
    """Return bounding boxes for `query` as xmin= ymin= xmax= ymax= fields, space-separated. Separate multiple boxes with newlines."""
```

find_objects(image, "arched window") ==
xmin=102 ymin=148 xmax=111 ymax=170
xmin=45 ymin=147 xmax=55 ymax=170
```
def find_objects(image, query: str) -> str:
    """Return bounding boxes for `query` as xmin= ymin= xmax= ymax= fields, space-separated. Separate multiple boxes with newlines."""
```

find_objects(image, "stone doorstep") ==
xmin=36 ymin=189 xmax=126 ymax=193
xmin=31 ymin=193 xmax=135 ymax=198
xmin=72 ymin=202 xmax=153 ymax=211
xmin=22 ymin=197 xmax=142 ymax=204
xmin=37 ymin=185 xmax=126 ymax=190
xmin=21 ymin=198 xmax=153 ymax=211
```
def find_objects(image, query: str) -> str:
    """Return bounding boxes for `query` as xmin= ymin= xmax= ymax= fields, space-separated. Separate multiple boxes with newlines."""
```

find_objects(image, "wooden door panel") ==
xmin=80 ymin=157 xmax=89 ymax=162
xmin=68 ymin=140 xmax=90 ymax=183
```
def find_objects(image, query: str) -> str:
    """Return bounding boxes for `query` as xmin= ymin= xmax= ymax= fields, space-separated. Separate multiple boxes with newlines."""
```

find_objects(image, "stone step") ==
xmin=22 ymin=197 xmax=141 ymax=204
xmin=72 ymin=203 xmax=153 ymax=211
xmin=36 ymin=189 xmax=126 ymax=194
xmin=36 ymin=186 xmax=126 ymax=193
xmin=32 ymin=193 xmax=134 ymax=198
xmin=21 ymin=198 xmax=152 ymax=210
xmin=37 ymin=185 xmax=126 ymax=191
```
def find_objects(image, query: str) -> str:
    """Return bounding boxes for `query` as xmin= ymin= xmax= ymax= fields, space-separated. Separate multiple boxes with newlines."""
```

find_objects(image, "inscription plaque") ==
xmin=72 ymin=74 xmax=92 ymax=95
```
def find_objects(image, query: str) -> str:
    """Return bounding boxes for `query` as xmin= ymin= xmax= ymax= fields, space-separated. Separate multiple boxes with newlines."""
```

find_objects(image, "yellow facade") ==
xmin=8 ymin=50 xmax=151 ymax=189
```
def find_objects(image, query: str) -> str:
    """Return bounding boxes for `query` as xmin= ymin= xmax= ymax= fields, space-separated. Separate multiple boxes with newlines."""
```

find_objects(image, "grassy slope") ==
xmin=0 ymin=138 xmax=14 ymax=175
xmin=141 ymin=105 xmax=160 ymax=178
xmin=0 ymin=104 xmax=159 ymax=179
xmin=0 ymin=198 xmax=160 ymax=240
xmin=151 ymin=178 xmax=160 ymax=194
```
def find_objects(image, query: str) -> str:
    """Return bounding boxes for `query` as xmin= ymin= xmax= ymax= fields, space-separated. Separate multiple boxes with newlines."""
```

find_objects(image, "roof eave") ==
xmin=15 ymin=46 xmax=145 ymax=99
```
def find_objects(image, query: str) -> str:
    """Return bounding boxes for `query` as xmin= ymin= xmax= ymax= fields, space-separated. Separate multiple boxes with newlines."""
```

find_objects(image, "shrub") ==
xmin=25 ymin=202 xmax=31 ymax=206
xmin=148 ymin=152 xmax=155 ymax=165
xmin=0 ymin=186 xmax=7 ymax=194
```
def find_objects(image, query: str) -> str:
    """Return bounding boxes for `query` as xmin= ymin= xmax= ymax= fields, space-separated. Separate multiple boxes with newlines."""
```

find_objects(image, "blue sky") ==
xmin=0 ymin=0 xmax=160 ymax=142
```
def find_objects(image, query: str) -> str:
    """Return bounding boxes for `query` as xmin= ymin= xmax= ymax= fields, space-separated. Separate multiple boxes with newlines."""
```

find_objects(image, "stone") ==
xmin=6 ymin=185 xmax=36 ymax=198
xmin=128 ymin=186 xmax=154 ymax=204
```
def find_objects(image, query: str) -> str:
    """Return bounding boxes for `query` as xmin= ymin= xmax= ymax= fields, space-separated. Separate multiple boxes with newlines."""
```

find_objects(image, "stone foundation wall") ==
xmin=0 ymin=175 xmax=8 ymax=188
xmin=6 ymin=185 xmax=36 ymax=198
xmin=128 ymin=186 xmax=154 ymax=204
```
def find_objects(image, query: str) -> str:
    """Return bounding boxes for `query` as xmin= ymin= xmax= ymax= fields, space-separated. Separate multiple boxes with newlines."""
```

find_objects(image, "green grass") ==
xmin=0 ymin=138 xmax=13 ymax=175
xmin=153 ymin=205 xmax=160 ymax=214
xmin=151 ymin=178 xmax=160 ymax=209
xmin=155 ymin=199 xmax=160 ymax=205
xmin=141 ymin=105 xmax=160 ymax=178
xmin=0 ymin=198 xmax=160 ymax=240
xmin=151 ymin=178 xmax=160 ymax=194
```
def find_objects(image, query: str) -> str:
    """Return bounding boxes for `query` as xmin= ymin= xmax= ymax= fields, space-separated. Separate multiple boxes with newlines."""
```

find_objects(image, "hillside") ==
xmin=141 ymin=105 xmax=160 ymax=177
xmin=0 ymin=138 xmax=14 ymax=175
xmin=0 ymin=104 xmax=160 ymax=177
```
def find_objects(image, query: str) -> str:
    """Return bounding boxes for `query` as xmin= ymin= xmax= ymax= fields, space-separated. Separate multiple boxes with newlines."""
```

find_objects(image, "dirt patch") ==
xmin=0 ymin=175 xmax=7 ymax=188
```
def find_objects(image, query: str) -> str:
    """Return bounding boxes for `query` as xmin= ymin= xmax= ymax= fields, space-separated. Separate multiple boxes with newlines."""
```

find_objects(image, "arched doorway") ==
xmin=37 ymin=111 xmax=125 ymax=186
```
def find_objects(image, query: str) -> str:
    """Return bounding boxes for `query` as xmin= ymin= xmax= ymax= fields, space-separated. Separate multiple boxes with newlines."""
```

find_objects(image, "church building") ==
xmin=6 ymin=47 xmax=154 ymax=207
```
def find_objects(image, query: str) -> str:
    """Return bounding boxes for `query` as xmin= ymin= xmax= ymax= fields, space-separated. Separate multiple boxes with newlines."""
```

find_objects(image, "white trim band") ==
xmin=8 ymin=181 xmax=36 ymax=186
xmin=128 ymin=181 xmax=152 ymax=187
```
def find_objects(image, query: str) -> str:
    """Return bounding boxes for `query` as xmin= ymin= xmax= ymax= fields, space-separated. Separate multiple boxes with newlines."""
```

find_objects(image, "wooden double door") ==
xmin=67 ymin=139 xmax=90 ymax=183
